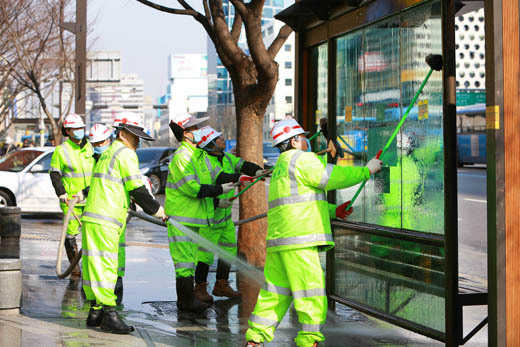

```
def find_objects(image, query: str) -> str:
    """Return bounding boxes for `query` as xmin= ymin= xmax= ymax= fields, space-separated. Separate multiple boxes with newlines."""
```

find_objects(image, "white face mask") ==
xmin=191 ymin=129 xmax=202 ymax=143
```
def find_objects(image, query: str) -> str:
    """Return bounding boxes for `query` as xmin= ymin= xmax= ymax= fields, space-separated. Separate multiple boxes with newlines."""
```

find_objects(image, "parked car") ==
xmin=137 ymin=147 xmax=176 ymax=195
xmin=262 ymin=142 xmax=280 ymax=169
xmin=0 ymin=148 xmax=60 ymax=212
xmin=0 ymin=147 xmax=155 ymax=215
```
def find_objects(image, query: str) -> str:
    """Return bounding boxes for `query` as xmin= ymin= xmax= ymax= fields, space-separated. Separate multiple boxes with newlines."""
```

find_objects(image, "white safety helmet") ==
xmin=270 ymin=117 xmax=308 ymax=147
xmin=113 ymin=111 xmax=154 ymax=141
xmin=63 ymin=114 xmax=85 ymax=128
xmin=113 ymin=111 xmax=141 ymax=128
xmin=197 ymin=126 xmax=221 ymax=149
xmin=89 ymin=123 xmax=112 ymax=143
xmin=170 ymin=112 xmax=209 ymax=130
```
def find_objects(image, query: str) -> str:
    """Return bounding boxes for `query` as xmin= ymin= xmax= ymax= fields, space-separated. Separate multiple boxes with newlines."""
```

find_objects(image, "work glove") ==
xmin=72 ymin=190 xmax=84 ymax=202
xmin=153 ymin=205 xmax=168 ymax=222
xmin=239 ymin=175 xmax=255 ymax=183
xmin=336 ymin=200 xmax=353 ymax=219
xmin=255 ymin=169 xmax=272 ymax=178
xmin=58 ymin=193 xmax=68 ymax=205
xmin=221 ymin=182 xmax=237 ymax=194
xmin=217 ymin=198 xmax=233 ymax=208
xmin=366 ymin=156 xmax=383 ymax=175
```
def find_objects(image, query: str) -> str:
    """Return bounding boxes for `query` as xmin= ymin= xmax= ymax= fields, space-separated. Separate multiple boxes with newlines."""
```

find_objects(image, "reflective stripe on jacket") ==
xmin=81 ymin=140 xmax=144 ymax=228
xmin=165 ymin=141 xmax=216 ymax=227
xmin=204 ymin=152 xmax=244 ymax=227
xmin=267 ymin=149 xmax=370 ymax=253
xmin=50 ymin=139 xmax=94 ymax=198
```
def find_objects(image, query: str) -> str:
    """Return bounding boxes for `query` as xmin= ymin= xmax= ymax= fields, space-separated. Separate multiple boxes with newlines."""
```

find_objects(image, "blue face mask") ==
xmin=304 ymin=138 xmax=312 ymax=152
xmin=72 ymin=129 xmax=84 ymax=140
xmin=191 ymin=129 xmax=202 ymax=144
xmin=93 ymin=145 xmax=109 ymax=154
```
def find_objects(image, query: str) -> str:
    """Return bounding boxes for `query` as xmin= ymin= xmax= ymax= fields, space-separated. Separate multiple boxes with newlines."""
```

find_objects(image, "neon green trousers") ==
xmin=198 ymin=221 xmax=237 ymax=265
xmin=82 ymin=221 xmax=120 ymax=306
xmin=60 ymin=202 xmax=84 ymax=237
xmin=167 ymin=222 xmax=199 ymax=278
xmin=118 ymin=228 xmax=126 ymax=277
xmin=246 ymin=247 xmax=327 ymax=347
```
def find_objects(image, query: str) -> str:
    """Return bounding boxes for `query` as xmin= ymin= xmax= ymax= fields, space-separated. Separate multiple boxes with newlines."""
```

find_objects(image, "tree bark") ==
xmin=236 ymin=103 xmax=267 ymax=317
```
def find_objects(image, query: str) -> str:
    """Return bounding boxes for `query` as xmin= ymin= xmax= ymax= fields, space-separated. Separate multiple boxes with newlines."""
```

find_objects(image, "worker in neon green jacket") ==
xmin=81 ymin=112 xmax=167 ymax=334
xmin=167 ymin=113 xmax=238 ymax=312
xmin=194 ymin=126 xmax=267 ymax=303
xmin=86 ymin=122 xmax=126 ymax=305
xmin=245 ymin=118 xmax=382 ymax=347
xmin=50 ymin=113 xmax=94 ymax=277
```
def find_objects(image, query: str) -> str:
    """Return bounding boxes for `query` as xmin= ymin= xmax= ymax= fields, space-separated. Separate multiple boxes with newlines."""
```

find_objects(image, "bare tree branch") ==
xmin=135 ymin=0 xmax=196 ymax=15
xmin=267 ymin=24 xmax=293 ymax=59
xmin=229 ymin=0 xmax=247 ymax=19
xmin=208 ymin=0 xmax=244 ymax=67
xmin=232 ymin=1 xmax=275 ymax=79
xmin=202 ymin=0 xmax=212 ymax=24
xmin=230 ymin=10 xmax=242 ymax=43
xmin=134 ymin=0 xmax=217 ymax=44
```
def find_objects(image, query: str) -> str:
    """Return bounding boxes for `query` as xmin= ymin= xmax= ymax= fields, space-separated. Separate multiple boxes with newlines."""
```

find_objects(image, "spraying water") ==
xmin=129 ymin=210 xmax=265 ymax=285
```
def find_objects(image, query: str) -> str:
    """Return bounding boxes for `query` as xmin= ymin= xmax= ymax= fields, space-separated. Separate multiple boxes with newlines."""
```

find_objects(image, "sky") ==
xmin=88 ymin=0 xmax=207 ymax=101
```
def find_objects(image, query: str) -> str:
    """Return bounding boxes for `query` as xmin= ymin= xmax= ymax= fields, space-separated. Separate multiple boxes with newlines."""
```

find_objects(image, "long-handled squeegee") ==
xmin=344 ymin=54 xmax=443 ymax=211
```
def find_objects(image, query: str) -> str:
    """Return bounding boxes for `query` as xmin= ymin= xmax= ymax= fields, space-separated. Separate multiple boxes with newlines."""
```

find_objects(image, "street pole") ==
xmin=61 ymin=0 xmax=87 ymax=116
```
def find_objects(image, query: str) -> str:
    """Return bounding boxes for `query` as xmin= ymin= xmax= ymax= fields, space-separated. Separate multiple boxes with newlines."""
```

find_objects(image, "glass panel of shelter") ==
xmin=328 ymin=0 xmax=446 ymax=334
xmin=309 ymin=43 xmax=328 ymax=153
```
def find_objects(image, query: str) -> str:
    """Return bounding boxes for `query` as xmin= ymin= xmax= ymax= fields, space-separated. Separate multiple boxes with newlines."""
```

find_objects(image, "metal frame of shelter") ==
xmin=276 ymin=0 xmax=487 ymax=345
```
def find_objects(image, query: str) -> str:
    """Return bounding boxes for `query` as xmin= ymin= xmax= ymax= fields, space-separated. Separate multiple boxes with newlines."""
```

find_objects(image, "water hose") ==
xmin=128 ymin=209 xmax=265 ymax=284
xmin=230 ymin=170 xmax=273 ymax=201
xmin=345 ymin=54 xmax=443 ymax=211
xmin=127 ymin=209 xmax=267 ymax=227
xmin=56 ymin=197 xmax=83 ymax=279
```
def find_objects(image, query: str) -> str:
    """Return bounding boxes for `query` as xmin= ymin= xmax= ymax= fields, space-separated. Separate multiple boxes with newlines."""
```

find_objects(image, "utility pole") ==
xmin=61 ymin=0 xmax=87 ymax=116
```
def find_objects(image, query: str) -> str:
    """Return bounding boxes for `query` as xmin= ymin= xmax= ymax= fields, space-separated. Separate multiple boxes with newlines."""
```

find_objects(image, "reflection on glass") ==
xmin=335 ymin=0 xmax=444 ymax=234
xmin=332 ymin=0 xmax=445 ymax=335
xmin=309 ymin=43 xmax=328 ymax=153
xmin=334 ymin=228 xmax=445 ymax=332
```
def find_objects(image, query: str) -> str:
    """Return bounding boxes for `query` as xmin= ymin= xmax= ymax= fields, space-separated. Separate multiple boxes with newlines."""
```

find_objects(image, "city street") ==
xmin=0 ymin=168 xmax=488 ymax=346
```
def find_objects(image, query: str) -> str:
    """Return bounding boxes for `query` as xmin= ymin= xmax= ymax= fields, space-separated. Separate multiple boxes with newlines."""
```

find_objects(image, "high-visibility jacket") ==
xmin=165 ymin=141 xmax=217 ymax=227
xmin=50 ymin=139 xmax=94 ymax=200
xmin=267 ymin=149 xmax=370 ymax=253
xmin=81 ymin=140 xmax=144 ymax=228
xmin=204 ymin=152 xmax=244 ymax=227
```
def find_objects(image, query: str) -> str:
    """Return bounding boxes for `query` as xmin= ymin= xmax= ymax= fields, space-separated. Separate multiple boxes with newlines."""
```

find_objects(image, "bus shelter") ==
xmin=275 ymin=0 xmax=489 ymax=345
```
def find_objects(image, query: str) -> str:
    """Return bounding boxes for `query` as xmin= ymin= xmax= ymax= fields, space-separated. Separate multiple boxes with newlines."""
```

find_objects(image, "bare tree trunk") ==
xmin=236 ymin=98 xmax=268 ymax=318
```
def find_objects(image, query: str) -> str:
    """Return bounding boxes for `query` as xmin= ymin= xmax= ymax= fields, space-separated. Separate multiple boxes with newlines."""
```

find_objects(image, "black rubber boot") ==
xmin=64 ymin=237 xmax=81 ymax=276
xmin=100 ymin=306 xmax=134 ymax=334
xmin=86 ymin=301 xmax=104 ymax=327
xmin=114 ymin=276 xmax=123 ymax=305
xmin=176 ymin=276 xmax=211 ymax=312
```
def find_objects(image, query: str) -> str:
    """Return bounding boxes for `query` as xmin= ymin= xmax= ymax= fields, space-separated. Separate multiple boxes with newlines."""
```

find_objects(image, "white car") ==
xmin=0 ymin=147 xmax=60 ymax=213
xmin=0 ymin=147 xmax=153 ymax=214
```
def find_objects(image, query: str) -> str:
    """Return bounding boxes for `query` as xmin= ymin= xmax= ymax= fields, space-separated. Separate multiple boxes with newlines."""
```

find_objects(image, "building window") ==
xmin=284 ymin=44 xmax=292 ymax=52
xmin=285 ymin=79 xmax=292 ymax=86
xmin=217 ymin=93 xmax=227 ymax=104
xmin=285 ymin=61 xmax=292 ymax=69
xmin=285 ymin=96 xmax=293 ymax=103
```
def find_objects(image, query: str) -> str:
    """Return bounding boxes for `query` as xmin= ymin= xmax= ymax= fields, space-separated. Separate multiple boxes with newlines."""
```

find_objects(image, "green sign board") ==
xmin=456 ymin=90 xmax=486 ymax=106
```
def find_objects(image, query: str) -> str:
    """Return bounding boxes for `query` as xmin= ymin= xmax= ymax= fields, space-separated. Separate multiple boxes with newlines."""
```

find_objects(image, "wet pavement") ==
xmin=0 ymin=196 xmax=487 ymax=346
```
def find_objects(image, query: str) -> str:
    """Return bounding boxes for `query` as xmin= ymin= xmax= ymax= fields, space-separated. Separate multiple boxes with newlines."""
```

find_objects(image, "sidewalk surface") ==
xmin=0 ymin=215 xmax=487 ymax=346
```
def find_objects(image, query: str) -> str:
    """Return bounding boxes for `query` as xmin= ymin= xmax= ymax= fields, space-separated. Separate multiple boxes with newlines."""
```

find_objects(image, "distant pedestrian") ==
xmin=45 ymin=134 xmax=56 ymax=147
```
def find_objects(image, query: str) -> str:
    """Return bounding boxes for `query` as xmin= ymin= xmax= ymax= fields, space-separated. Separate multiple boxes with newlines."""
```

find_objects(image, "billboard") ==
xmin=168 ymin=54 xmax=208 ymax=79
